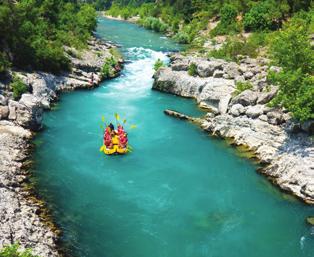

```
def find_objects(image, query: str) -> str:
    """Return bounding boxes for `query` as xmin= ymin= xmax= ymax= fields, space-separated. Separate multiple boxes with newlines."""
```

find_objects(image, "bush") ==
xmin=270 ymin=12 xmax=314 ymax=73
xmin=101 ymin=57 xmax=118 ymax=79
xmin=0 ymin=243 xmax=39 ymax=257
xmin=268 ymin=70 xmax=314 ymax=121
xmin=209 ymin=37 xmax=258 ymax=61
xmin=0 ymin=1 xmax=96 ymax=74
xmin=268 ymin=13 xmax=314 ymax=121
xmin=211 ymin=4 xmax=241 ymax=36
xmin=139 ymin=17 xmax=169 ymax=33
xmin=173 ymin=31 xmax=190 ymax=44
xmin=188 ymin=63 xmax=197 ymax=76
xmin=10 ymin=76 xmax=28 ymax=100
xmin=233 ymin=81 xmax=253 ymax=96
xmin=153 ymin=58 xmax=165 ymax=71
xmin=243 ymin=0 xmax=282 ymax=31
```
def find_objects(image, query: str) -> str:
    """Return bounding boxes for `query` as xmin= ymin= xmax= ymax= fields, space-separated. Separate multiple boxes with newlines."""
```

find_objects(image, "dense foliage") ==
xmin=0 ymin=0 xmax=97 ymax=74
xmin=101 ymin=56 xmax=118 ymax=79
xmin=243 ymin=0 xmax=283 ymax=31
xmin=0 ymin=244 xmax=39 ymax=257
xmin=10 ymin=76 xmax=29 ymax=100
xmin=268 ymin=12 xmax=314 ymax=121
xmin=211 ymin=4 xmax=240 ymax=36
xmin=104 ymin=1 xmax=313 ymax=121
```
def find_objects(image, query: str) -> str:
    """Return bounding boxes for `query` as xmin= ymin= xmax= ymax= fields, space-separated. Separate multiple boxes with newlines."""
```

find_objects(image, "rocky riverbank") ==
xmin=153 ymin=53 xmax=314 ymax=204
xmin=0 ymin=37 xmax=123 ymax=256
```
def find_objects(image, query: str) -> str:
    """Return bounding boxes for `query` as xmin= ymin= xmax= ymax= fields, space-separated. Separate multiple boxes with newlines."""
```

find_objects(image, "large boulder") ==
xmin=8 ymin=94 xmax=43 ymax=131
xmin=0 ymin=94 xmax=8 ymax=106
xmin=223 ymin=62 xmax=240 ymax=79
xmin=231 ymin=90 xmax=258 ymax=106
xmin=229 ymin=104 xmax=245 ymax=117
xmin=218 ymin=95 xmax=231 ymax=114
xmin=246 ymin=104 xmax=264 ymax=119
xmin=196 ymin=59 xmax=224 ymax=77
xmin=0 ymin=106 xmax=9 ymax=119
xmin=267 ymin=110 xmax=284 ymax=125
xmin=257 ymin=87 xmax=278 ymax=104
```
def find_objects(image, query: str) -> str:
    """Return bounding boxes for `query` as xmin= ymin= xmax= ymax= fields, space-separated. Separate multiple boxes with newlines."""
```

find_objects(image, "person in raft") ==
xmin=117 ymin=125 xmax=128 ymax=149
xmin=104 ymin=127 xmax=113 ymax=149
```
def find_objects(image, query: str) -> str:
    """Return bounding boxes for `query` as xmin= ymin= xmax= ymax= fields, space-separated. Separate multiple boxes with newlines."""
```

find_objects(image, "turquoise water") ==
xmin=33 ymin=18 xmax=314 ymax=257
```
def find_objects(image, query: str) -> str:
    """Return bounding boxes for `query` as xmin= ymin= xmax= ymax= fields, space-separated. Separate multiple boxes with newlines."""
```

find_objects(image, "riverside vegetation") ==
xmin=105 ymin=0 xmax=313 ymax=122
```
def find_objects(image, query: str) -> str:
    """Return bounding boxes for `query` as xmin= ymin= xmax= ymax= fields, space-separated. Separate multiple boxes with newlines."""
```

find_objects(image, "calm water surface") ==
xmin=33 ymin=18 xmax=314 ymax=257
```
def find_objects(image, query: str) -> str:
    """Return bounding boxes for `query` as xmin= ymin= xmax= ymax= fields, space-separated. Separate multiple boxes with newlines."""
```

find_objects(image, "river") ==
xmin=32 ymin=17 xmax=314 ymax=257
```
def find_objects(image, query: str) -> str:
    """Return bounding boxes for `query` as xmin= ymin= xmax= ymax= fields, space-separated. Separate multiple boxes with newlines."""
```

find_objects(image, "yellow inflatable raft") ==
xmin=100 ymin=135 xmax=128 ymax=155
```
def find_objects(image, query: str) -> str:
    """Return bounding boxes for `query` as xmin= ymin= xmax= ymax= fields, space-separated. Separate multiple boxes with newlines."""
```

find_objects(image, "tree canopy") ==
xmin=0 ymin=0 xmax=97 ymax=74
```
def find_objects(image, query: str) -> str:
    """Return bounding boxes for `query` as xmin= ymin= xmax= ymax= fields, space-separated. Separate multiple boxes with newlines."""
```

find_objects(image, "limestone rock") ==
xmin=231 ymin=90 xmax=258 ymax=106
xmin=244 ymin=71 xmax=254 ymax=80
xmin=223 ymin=62 xmax=240 ymax=79
xmin=0 ymin=94 xmax=8 ymax=105
xmin=196 ymin=59 xmax=224 ymax=77
xmin=213 ymin=70 xmax=224 ymax=78
xmin=259 ymin=114 xmax=268 ymax=122
xmin=257 ymin=87 xmax=278 ymax=104
xmin=218 ymin=95 xmax=231 ymax=114
xmin=230 ymin=104 xmax=245 ymax=117
xmin=0 ymin=106 xmax=9 ymax=119
xmin=246 ymin=104 xmax=264 ymax=119
xmin=267 ymin=110 xmax=284 ymax=125
xmin=14 ymin=94 xmax=43 ymax=131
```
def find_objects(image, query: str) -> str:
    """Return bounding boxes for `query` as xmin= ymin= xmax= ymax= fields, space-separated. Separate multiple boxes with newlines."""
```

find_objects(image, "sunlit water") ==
xmin=32 ymin=18 xmax=314 ymax=257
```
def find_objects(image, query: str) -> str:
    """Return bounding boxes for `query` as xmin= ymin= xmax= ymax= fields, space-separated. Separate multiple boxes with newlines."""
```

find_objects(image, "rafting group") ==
xmin=101 ymin=123 xmax=129 ymax=155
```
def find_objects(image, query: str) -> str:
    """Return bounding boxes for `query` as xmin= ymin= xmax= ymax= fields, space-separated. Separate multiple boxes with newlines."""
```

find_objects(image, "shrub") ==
xmin=220 ymin=4 xmax=238 ymax=25
xmin=139 ymin=17 xmax=169 ymax=33
xmin=269 ymin=12 xmax=314 ymax=73
xmin=188 ymin=63 xmax=197 ymax=76
xmin=173 ymin=31 xmax=190 ymax=44
xmin=233 ymin=81 xmax=253 ymax=96
xmin=268 ymin=13 xmax=314 ymax=121
xmin=243 ymin=0 xmax=282 ymax=31
xmin=0 ymin=243 xmax=39 ymax=257
xmin=268 ymin=70 xmax=314 ymax=121
xmin=153 ymin=58 xmax=165 ymax=71
xmin=101 ymin=57 xmax=118 ymax=79
xmin=211 ymin=4 xmax=241 ymax=36
xmin=10 ymin=76 xmax=28 ymax=100
xmin=209 ymin=37 xmax=258 ymax=61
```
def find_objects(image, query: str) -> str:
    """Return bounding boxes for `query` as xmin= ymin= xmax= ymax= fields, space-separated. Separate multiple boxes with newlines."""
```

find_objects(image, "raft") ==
xmin=100 ymin=135 xmax=128 ymax=155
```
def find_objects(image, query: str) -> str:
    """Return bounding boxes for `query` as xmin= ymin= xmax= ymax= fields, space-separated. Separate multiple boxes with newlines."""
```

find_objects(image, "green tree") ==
xmin=243 ymin=0 xmax=282 ymax=31
xmin=268 ymin=13 xmax=314 ymax=121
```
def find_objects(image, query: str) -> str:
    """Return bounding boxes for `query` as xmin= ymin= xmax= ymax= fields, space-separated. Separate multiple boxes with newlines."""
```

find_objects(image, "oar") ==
xmin=114 ymin=113 xmax=120 ymax=127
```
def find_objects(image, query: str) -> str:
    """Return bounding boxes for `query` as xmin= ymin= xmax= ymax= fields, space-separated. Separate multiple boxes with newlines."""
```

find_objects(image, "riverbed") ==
xmin=32 ymin=18 xmax=314 ymax=257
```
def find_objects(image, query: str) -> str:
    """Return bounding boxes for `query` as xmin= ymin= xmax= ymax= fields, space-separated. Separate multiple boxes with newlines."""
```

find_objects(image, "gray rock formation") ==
xmin=153 ymin=53 xmax=314 ymax=204
xmin=0 ymin=121 xmax=60 ymax=256
xmin=231 ymin=90 xmax=258 ymax=106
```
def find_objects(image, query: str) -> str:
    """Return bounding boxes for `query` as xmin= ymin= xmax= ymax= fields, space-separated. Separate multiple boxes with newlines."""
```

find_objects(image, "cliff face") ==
xmin=0 ymin=38 xmax=123 ymax=256
xmin=153 ymin=53 xmax=314 ymax=204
